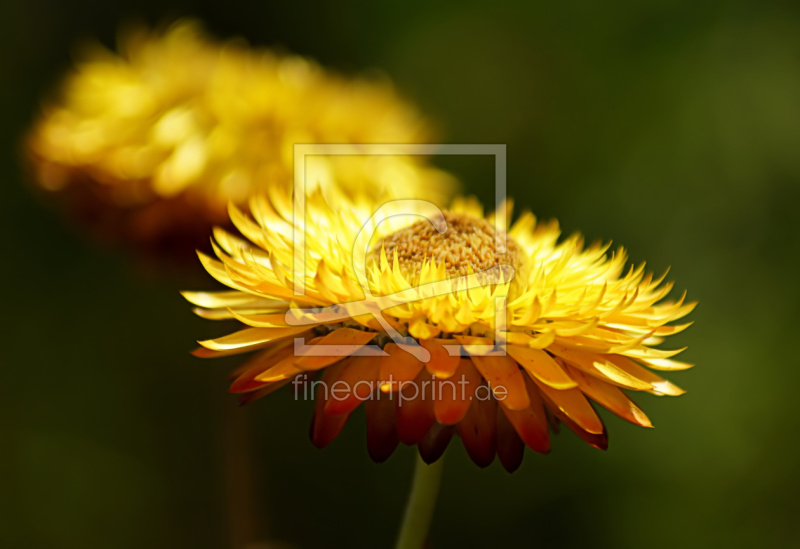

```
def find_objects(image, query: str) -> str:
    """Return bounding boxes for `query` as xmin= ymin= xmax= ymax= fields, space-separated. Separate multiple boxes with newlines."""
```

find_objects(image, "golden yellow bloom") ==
xmin=26 ymin=21 xmax=454 ymax=254
xmin=184 ymin=192 xmax=695 ymax=471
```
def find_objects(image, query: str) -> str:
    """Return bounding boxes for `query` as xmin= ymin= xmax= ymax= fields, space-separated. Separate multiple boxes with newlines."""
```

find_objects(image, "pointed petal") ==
xmin=636 ymin=356 xmax=694 ymax=371
xmin=565 ymin=365 xmax=653 ymax=428
xmin=548 ymin=406 xmax=608 ymax=451
xmin=229 ymin=310 xmax=303 ymax=329
xmin=192 ymin=333 xmax=307 ymax=359
xmin=230 ymin=344 xmax=295 ymax=393
xmin=182 ymin=290 xmax=284 ymax=309
xmin=531 ymin=376 xmax=605 ymax=435
xmin=548 ymin=343 xmax=654 ymax=391
xmin=605 ymin=355 xmax=685 ymax=396
xmin=198 ymin=326 xmax=310 ymax=352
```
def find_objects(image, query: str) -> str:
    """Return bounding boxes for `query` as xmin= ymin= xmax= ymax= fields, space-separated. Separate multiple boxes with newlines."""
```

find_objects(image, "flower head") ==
xmin=185 ymin=192 xmax=695 ymax=471
xmin=26 ymin=21 xmax=454 ymax=255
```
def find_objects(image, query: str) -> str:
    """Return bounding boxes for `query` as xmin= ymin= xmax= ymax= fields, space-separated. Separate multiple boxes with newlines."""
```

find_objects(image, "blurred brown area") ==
xmin=2 ymin=0 xmax=799 ymax=548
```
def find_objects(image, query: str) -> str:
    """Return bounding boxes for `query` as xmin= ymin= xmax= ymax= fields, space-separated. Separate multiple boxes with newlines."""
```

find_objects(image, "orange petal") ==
xmin=507 ymin=345 xmax=578 ymax=389
xmin=295 ymin=328 xmax=377 ymax=370
xmin=396 ymin=371 xmax=436 ymax=445
xmin=237 ymin=374 xmax=304 ymax=405
xmin=531 ymin=376 xmax=605 ymax=435
xmin=380 ymin=343 xmax=425 ymax=392
xmin=496 ymin=405 xmax=525 ymax=473
xmin=323 ymin=356 xmax=381 ymax=416
xmin=433 ymin=359 xmax=481 ymax=425
xmin=227 ymin=339 xmax=293 ymax=378
xmin=310 ymin=365 xmax=351 ymax=448
xmin=419 ymin=423 xmax=456 ymax=464
xmin=253 ymin=336 xmax=326 ymax=383
xmin=254 ymin=350 xmax=306 ymax=382
xmin=565 ymin=365 xmax=653 ymax=428
xmin=499 ymin=375 xmax=551 ymax=454
xmin=547 ymin=404 xmax=608 ymax=450
xmin=420 ymin=338 xmax=461 ymax=379
xmin=229 ymin=344 xmax=295 ymax=393
xmin=365 ymin=393 xmax=399 ymax=463
xmin=457 ymin=395 xmax=497 ymax=468
xmin=469 ymin=354 xmax=530 ymax=411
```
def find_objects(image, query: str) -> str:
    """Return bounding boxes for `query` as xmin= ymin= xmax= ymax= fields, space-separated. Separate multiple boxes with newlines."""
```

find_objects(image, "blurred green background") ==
xmin=2 ymin=0 xmax=799 ymax=547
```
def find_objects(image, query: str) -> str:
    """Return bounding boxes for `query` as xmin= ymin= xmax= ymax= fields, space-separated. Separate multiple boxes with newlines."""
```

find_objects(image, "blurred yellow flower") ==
xmin=26 ymin=20 xmax=455 ymax=254
xmin=184 ymin=192 xmax=695 ymax=472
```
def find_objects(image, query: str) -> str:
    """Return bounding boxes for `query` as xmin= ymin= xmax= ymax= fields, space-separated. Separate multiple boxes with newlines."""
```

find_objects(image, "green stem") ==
xmin=395 ymin=454 xmax=444 ymax=549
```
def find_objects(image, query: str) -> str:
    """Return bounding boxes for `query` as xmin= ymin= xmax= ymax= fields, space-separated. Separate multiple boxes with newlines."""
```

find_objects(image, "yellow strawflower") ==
xmin=185 ymin=192 xmax=694 ymax=471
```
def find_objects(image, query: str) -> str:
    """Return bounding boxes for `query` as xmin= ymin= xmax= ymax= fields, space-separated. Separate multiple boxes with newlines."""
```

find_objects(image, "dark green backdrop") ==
xmin=2 ymin=1 xmax=799 ymax=547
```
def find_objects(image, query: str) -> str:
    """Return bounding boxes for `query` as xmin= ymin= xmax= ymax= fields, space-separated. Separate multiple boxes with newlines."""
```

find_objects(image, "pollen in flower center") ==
xmin=373 ymin=211 xmax=522 ymax=278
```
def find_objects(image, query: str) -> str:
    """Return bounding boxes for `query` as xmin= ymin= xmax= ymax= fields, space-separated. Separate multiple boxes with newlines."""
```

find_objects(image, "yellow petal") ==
xmin=605 ymin=355 xmax=685 ymax=396
xmin=548 ymin=342 xmax=654 ymax=391
xmin=507 ymin=345 xmax=578 ymax=389
xmin=198 ymin=326 xmax=310 ymax=352
xmin=181 ymin=290 xmax=283 ymax=309
xmin=565 ymin=365 xmax=652 ymax=428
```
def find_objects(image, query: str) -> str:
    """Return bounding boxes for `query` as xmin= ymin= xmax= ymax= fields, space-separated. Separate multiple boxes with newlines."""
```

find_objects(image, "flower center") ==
xmin=373 ymin=211 xmax=522 ymax=279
